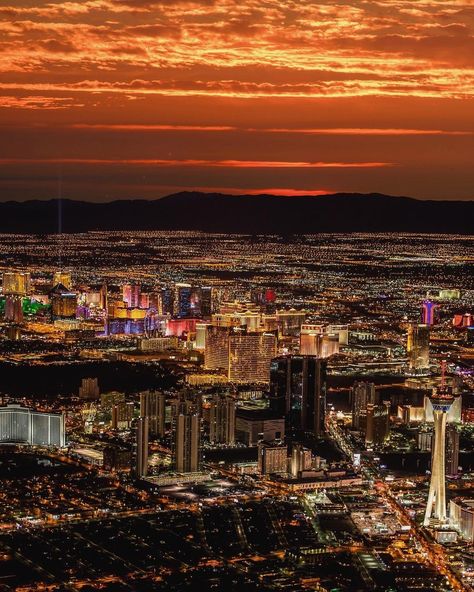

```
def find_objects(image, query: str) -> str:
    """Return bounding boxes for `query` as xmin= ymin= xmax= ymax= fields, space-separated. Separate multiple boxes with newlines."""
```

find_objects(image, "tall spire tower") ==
xmin=424 ymin=362 xmax=459 ymax=527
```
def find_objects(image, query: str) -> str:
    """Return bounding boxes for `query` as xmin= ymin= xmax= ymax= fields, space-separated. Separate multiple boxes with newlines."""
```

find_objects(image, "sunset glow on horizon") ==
xmin=1 ymin=0 xmax=473 ymax=201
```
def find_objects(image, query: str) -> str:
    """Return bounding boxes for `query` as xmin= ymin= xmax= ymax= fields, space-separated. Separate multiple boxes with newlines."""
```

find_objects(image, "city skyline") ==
xmin=0 ymin=1 xmax=473 ymax=201
xmin=0 ymin=231 xmax=472 ymax=591
xmin=0 ymin=2 xmax=474 ymax=591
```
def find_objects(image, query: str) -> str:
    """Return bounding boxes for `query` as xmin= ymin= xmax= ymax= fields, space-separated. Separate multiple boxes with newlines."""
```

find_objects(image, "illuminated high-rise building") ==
xmin=276 ymin=309 xmax=306 ymax=337
xmin=177 ymin=283 xmax=192 ymax=318
xmin=50 ymin=283 xmax=77 ymax=319
xmin=365 ymin=401 xmax=390 ymax=447
xmin=80 ymin=283 xmax=107 ymax=310
xmin=139 ymin=293 xmax=150 ymax=309
xmin=123 ymin=283 xmax=132 ymax=307
xmin=251 ymin=288 xmax=277 ymax=313
xmin=250 ymin=288 xmax=264 ymax=306
xmin=290 ymin=443 xmax=313 ymax=477
xmin=123 ymin=283 xmax=140 ymax=308
xmin=258 ymin=441 xmax=287 ymax=475
xmin=209 ymin=393 xmax=235 ymax=445
xmin=453 ymin=313 xmax=473 ymax=329
xmin=328 ymin=324 xmax=349 ymax=346
xmin=204 ymin=325 xmax=231 ymax=371
xmin=147 ymin=291 xmax=159 ymax=311
xmin=172 ymin=395 xmax=201 ymax=473
xmin=111 ymin=401 xmax=134 ymax=430
xmin=300 ymin=324 xmax=343 ymax=358
xmin=135 ymin=416 xmax=149 ymax=478
xmin=228 ymin=331 xmax=277 ymax=383
xmin=160 ymin=287 xmax=174 ymax=315
xmin=78 ymin=378 xmax=100 ymax=400
xmin=100 ymin=391 xmax=125 ymax=409
xmin=200 ymin=286 xmax=212 ymax=318
xmin=170 ymin=391 xmax=202 ymax=417
xmin=195 ymin=322 xmax=209 ymax=350
xmin=2 ymin=271 xmax=30 ymax=323
xmin=269 ymin=355 xmax=327 ymax=437
xmin=182 ymin=284 xmax=212 ymax=318
xmin=450 ymin=499 xmax=474 ymax=542
xmin=422 ymin=300 xmax=438 ymax=326
xmin=300 ymin=324 xmax=323 ymax=355
xmin=53 ymin=271 xmax=72 ymax=290
xmin=130 ymin=283 xmax=141 ymax=308
xmin=140 ymin=390 xmax=165 ymax=438
xmin=211 ymin=311 xmax=278 ymax=332
xmin=424 ymin=382 xmax=460 ymax=526
xmin=0 ymin=404 xmax=65 ymax=447
xmin=398 ymin=404 xmax=425 ymax=425
xmin=189 ymin=286 xmax=202 ymax=317
xmin=4 ymin=295 xmax=23 ymax=323
xmin=407 ymin=323 xmax=430 ymax=372
xmin=418 ymin=428 xmax=433 ymax=452
xmin=165 ymin=317 xmax=198 ymax=339
xmin=446 ymin=423 xmax=460 ymax=477
xmin=351 ymin=381 xmax=377 ymax=429
xmin=212 ymin=313 xmax=248 ymax=328
xmin=2 ymin=272 xmax=31 ymax=296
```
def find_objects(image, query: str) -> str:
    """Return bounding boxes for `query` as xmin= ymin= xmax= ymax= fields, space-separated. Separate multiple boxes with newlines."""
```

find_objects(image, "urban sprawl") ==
xmin=0 ymin=231 xmax=473 ymax=592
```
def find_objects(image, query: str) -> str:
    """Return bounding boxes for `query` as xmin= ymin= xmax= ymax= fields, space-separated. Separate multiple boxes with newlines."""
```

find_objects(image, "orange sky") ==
xmin=1 ymin=0 xmax=473 ymax=201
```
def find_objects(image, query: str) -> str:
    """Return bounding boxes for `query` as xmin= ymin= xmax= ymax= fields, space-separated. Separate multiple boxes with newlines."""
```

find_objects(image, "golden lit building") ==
xmin=172 ymin=395 xmax=201 ymax=473
xmin=290 ymin=443 xmax=313 ymax=477
xmin=209 ymin=393 xmax=235 ymax=445
xmin=50 ymin=283 xmax=77 ymax=319
xmin=140 ymin=390 xmax=166 ymax=438
xmin=407 ymin=323 xmax=430 ymax=372
xmin=53 ymin=271 xmax=72 ymax=290
xmin=2 ymin=272 xmax=31 ymax=295
xmin=364 ymin=401 xmax=390 ymax=447
xmin=204 ymin=325 xmax=231 ymax=371
xmin=300 ymin=324 xmax=342 ymax=358
xmin=228 ymin=331 xmax=277 ymax=383
xmin=258 ymin=441 xmax=287 ymax=475
xmin=111 ymin=401 xmax=134 ymax=430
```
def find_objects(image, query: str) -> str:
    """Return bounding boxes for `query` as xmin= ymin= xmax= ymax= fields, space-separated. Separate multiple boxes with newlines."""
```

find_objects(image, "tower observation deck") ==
xmin=424 ymin=384 xmax=460 ymax=527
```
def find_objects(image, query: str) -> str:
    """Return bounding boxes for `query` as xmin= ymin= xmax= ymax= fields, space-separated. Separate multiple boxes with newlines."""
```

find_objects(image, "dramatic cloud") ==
xmin=0 ymin=158 xmax=394 ymax=168
xmin=0 ymin=0 xmax=473 ymax=200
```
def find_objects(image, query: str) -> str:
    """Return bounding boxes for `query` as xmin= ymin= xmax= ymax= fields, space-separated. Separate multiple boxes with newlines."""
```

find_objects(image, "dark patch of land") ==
xmin=1 ymin=192 xmax=473 ymax=234
xmin=0 ymin=360 xmax=179 ymax=398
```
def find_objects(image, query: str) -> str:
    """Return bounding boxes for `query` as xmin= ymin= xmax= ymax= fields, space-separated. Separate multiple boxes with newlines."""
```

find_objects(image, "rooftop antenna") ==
xmin=440 ymin=359 xmax=447 ymax=390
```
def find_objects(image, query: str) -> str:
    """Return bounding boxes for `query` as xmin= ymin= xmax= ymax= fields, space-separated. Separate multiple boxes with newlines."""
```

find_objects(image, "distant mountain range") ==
xmin=0 ymin=192 xmax=472 ymax=234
